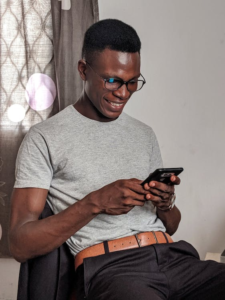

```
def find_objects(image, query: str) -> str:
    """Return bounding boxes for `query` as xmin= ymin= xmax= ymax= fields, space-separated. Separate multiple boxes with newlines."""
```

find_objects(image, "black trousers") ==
xmin=75 ymin=241 xmax=225 ymax=300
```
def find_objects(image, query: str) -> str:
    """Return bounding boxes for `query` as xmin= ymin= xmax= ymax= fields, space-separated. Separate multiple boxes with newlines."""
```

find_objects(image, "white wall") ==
xmin=0 ymin=259 xmax=20 ymax=300
xmin=99 ymin=0 xmax=225 ymax=259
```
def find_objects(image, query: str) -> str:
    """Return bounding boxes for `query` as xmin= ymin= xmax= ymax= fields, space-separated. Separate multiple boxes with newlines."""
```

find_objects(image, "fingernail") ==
xmin=147 ymin=194 xmax=151 ymax=199
xmin=150 ymin=182 xmax=155 ymax=187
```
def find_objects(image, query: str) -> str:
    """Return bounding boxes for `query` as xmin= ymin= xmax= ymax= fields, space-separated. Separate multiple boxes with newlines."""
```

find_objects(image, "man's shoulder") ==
xmin=30 ymin=105 xmax=75 ymax=136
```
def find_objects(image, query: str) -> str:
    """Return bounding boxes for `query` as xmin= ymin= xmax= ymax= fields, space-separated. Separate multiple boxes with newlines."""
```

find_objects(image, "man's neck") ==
xmin=74 ymin=93 xmax=118 ymax=123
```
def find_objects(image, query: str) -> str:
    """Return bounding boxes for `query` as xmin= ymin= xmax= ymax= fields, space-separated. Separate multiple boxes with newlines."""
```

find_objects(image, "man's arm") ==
xmin=9 ymin=188 xmax=99 ymax=262
xmin=143 ymin=175 xmax=181 ymax=235
xmin=9 ymin=179 xmax=150 ymax=262
xmin=156 ymin=206 xmax=181 ymax=236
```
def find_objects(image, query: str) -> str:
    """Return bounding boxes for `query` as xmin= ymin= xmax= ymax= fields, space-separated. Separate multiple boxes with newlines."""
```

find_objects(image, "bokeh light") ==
xmin=7 ymin=104 xmax=26 ymax=122
xmin=59 ymin=0 xmax=71 ymax=10
xmin=25 ymin=73 xmax=56 ymax=111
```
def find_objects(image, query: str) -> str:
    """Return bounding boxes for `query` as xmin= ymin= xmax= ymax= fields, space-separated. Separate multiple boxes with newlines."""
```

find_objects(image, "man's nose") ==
xmin=112 ymin=83 xmax=131 ymax=100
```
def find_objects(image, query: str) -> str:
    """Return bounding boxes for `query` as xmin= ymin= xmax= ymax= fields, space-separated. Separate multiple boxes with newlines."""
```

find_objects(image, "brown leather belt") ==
xmin=75 ymin=231 xmax=173 ymax=270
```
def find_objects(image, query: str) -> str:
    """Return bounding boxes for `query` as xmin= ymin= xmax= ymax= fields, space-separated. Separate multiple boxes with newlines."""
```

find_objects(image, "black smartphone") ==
xmin=141 ymin=168 xmax=184 ymax=186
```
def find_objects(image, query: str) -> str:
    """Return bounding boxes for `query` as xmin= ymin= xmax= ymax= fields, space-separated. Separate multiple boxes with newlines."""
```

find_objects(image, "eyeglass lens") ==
xmin=105 ymin=79 xmax=144 ymax=92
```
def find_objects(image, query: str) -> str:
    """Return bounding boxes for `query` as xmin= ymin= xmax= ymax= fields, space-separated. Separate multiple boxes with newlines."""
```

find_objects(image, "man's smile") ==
xmin=104 ymin=98 xmax=125 ymax=109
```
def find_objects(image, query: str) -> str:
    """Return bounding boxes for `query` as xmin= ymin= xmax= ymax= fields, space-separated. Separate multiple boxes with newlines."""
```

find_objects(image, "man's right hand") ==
xmin=88 ymin=178 xmax=150 ymax=215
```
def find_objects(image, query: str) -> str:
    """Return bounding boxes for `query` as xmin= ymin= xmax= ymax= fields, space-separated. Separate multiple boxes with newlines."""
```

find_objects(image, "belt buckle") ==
xmin=134 ymin=234 xmax=142 ymax=247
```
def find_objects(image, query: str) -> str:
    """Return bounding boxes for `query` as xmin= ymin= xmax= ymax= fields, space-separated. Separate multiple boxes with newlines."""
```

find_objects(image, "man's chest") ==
xmin=51 ymin=133 xmax=153 ymax=191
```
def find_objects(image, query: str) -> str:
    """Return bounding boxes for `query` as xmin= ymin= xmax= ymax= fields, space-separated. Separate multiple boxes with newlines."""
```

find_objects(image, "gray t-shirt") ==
xmin=14 ymin=105 xmax=165 ymax=256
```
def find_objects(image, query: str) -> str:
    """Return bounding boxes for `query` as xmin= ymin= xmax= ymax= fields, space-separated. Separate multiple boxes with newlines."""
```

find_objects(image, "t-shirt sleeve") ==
xmin=149 ymin=129 xmax=163 ymax=172
xmin=14 ymin=127 xmax=53 ymax=190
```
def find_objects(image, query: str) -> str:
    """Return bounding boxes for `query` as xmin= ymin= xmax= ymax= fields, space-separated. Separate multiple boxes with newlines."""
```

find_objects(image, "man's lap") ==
xmin=74 ymin=241 xmax=225 ymax=300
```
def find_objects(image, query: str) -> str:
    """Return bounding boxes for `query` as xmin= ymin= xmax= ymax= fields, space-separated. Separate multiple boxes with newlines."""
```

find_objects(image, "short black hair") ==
xmin=82 ymin=19 xmax=141 ymax=62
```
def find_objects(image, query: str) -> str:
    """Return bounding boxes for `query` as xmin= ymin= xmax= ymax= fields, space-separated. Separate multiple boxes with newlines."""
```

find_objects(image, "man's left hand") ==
xmin=143 ymin=175 xmax=180 ymax=211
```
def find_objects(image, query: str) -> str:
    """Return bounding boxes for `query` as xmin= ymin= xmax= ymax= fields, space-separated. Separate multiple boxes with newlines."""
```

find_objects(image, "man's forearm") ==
xmin=157 ymin=205 xmax=181 ymax=236
xmin=9 ymin=195 xmax=98 ymax=262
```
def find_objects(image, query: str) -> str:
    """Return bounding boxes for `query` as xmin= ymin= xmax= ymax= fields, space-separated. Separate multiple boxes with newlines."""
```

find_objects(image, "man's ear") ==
xmin=78 ymin=59 xmax=87 ymax=81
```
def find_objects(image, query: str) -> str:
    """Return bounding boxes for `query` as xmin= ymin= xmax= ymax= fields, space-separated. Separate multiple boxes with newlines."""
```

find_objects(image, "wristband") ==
xmin=157 ymin=193 xmax=176 ymax=211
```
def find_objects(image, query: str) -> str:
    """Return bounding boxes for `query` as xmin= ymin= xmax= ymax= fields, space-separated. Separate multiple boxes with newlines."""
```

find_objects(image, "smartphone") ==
xmin=141 ymin=167 xmax=184 ymax=186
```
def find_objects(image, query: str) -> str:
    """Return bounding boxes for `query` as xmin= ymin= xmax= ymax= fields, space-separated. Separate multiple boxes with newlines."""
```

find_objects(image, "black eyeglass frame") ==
xmin=85 ymin=61 xmax=146 ymax=92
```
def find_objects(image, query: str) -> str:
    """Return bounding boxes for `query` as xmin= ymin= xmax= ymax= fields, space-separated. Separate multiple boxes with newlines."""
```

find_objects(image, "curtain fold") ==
xmin=51 ymin=0 xmax=99 ymax=110
xmin=0 ymin=0 xmax=99 ymax=257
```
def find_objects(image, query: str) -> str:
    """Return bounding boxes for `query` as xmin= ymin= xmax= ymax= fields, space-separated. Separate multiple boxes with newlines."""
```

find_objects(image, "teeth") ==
xmin=107 ymin=100 xmax=123 ymax=107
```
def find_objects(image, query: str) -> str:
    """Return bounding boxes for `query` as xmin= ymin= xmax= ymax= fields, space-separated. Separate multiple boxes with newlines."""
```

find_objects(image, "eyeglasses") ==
xmin=85 ymin=61 xmax=146 ymax=93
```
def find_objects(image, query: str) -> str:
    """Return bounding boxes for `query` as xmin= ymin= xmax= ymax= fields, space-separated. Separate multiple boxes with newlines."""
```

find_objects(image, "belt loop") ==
xmin=103 ymin=241 xmax=109 ymax=253
xmin=134 ymin=234 xmax=141 ymax=247
xmin=152 ymin=231 xmax=159 ymax=243
xmin=162 ymin=232 xmax=169 ymax=243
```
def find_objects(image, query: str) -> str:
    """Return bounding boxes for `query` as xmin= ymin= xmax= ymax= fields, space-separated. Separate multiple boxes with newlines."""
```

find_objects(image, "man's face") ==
xmin=81 ymin=49 xmax=141 ymax=122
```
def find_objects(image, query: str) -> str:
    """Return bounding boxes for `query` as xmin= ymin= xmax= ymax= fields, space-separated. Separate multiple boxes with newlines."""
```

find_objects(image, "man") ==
xmin=9 ymin=19 xmax=225 ymax=300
